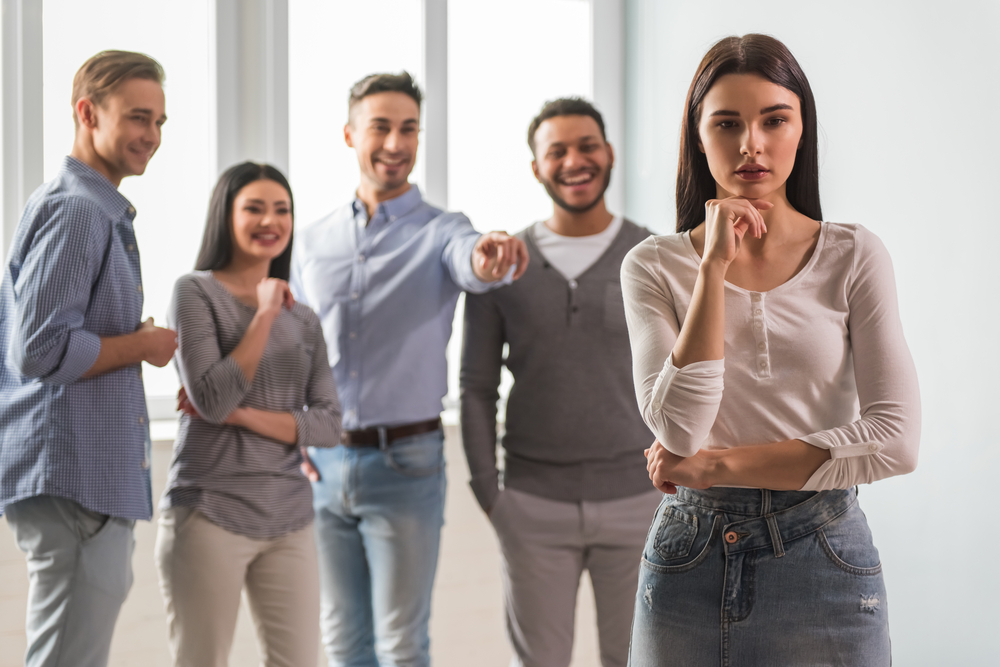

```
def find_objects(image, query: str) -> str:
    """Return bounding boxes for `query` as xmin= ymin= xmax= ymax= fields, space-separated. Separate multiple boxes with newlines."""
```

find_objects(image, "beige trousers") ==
xmin=155 ymin=507 xmax=320 ymax=667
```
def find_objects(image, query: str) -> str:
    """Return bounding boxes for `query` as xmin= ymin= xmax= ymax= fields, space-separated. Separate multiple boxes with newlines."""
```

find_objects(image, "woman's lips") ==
xmin=736 ymin=168 xmax=769 ymax=181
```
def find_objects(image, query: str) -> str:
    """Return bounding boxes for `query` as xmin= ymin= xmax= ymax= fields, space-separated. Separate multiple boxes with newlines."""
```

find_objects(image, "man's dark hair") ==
xmin=527 ymin=97 xmax=606 ymax=155
xmin=348 ymin=71 xmax=423 ymax=120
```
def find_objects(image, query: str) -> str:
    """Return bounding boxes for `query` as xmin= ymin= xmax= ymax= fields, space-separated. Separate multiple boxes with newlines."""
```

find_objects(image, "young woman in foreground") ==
xmin=621 ymin=35 xmax=920 ymax=666
xmin=155 ymin=162 xmax=341 ymax=667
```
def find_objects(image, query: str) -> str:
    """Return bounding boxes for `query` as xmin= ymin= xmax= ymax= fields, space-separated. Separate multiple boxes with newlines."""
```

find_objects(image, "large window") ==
xmin=445 ymin=0 xmax=592 ymax=409
xmin=288 ymin=0 xmax=424 ymax=227
xmin=42 ymin=0 xmax=212 ymax=401
xmin=448 ymin=0 xmax=592 ymax=235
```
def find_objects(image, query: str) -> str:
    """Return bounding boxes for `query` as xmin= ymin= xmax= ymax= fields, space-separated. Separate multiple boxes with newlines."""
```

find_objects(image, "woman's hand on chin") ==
xmin=644 ymin=441 xmax=717 ymax=493
xmin=702 ymin=196 xmax=773 ymax=266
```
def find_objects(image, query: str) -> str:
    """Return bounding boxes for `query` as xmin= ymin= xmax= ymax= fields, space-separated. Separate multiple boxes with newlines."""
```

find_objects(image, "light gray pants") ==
xmin=155 ymin=507 xmax=320 ymax=667
xmin=489 ymin=488 xmax=662 ymax=667
xmin=5 ymin=495 xmax=136 ymax=667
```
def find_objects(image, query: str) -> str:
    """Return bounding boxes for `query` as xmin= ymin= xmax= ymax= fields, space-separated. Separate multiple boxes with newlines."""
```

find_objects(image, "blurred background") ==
xmin=1 ymin=0 xmax=997 ymax=664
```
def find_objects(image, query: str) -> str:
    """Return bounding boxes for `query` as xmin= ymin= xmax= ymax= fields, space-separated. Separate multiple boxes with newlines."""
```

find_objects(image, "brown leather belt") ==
xmin=341 ymin=418 xmax=442 ymax=447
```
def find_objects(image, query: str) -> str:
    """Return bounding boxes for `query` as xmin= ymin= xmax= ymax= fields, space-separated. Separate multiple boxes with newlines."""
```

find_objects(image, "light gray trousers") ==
xmin=5 ymin=495 xmax=135 ymax=667
xmin=489 ymin=488 xmax=662 ymax=667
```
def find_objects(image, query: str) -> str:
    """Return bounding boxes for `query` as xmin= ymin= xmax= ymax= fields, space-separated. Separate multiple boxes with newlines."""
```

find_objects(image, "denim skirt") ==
xmin=628 ymin=487 xmax=890 ymax=667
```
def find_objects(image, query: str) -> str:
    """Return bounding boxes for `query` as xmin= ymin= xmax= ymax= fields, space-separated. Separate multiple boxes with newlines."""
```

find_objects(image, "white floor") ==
xmin=0 ymin=425 xmax=603 ymax=666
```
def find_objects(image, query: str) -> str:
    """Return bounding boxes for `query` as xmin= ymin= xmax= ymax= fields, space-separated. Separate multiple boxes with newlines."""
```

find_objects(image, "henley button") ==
xmin=869 ymin=444 xmax=878 ymax=452
xmin=389 ymin=215 xmax=397 ymax=222
xmin=725 ymin=531 xmax=739 ymax=544
xmin=754 ymin=309 xmax=763 ymax=316
xmin=358 ymin=255 xmax=365 ymax=264
xmin=137 ymin=285 xmax=143 ymax=293
xmin=568 ymin=280 xmax=578 ymax=289
xmin=751 ymin=294 xmax=761 ymax=302
xmin=349 ymin=332 xmax=357 ymax=339
xmin=351 ymin=292 xmax=359 ymax=300
xmin=760 ymin=361 xmax=768 ymax=369
xmin=126 ymin=244 xmax=135 ymax=252
xmin=350 ymin=370 xmax=358 ymax=378
xmin=754 ymin=322 xmax=763 ymax=330
xmin=138 ymin=416 xmax=146 ymax=425
xmin=757 ymin=342 xmax=766 ymax=351
xmin=141 ymin=458 xmax=150 ymax=470
xmin=127 ymin=206 xmax=136 ymax=216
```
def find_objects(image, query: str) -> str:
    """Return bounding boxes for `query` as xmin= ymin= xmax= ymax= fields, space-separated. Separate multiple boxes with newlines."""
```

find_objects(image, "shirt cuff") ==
xmin=463 ymin=264 xmax=516 ymax=294
xmin=799 ymin=432 xmax=884 ymax=459
xmin=47 ymin=329 xmax=102 ymax=384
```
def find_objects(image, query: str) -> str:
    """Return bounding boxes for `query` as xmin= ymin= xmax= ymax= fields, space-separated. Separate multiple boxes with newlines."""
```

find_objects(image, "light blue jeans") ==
xmin=309 ymin=429 xmax=446 ymax=667
xmin=5 ymin=495 xmax=135 ymax=667
xmin=629 ymin=487 xmax=890 ymax=666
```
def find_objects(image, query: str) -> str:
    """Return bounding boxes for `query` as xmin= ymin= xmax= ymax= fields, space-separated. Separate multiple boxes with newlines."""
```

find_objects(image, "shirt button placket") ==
xmin=750 ymin=292 xmax=771 ymax=379
xmin=346 ymin=235 xmax=367 ymax=417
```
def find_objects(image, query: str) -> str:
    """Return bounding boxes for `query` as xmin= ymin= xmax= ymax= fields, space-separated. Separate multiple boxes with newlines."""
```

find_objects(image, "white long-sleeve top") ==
xmin=620 ymin=222 xmax=920 ymax=491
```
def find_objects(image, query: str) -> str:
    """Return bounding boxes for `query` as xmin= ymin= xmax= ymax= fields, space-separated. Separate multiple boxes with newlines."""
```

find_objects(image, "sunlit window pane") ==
xmin=446 ymin=0 xmax=592 ymax=409
xmin=289 ymin=0 xmax=424 ymax=227
xmin=448 ymin=0 xmax=592 ymax=234
xmin=42 ymin=0 xmax=211 ymax=399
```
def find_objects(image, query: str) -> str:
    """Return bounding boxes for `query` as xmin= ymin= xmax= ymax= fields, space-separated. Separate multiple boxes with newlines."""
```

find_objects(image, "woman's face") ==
xmin=230 ymin=179 xmax=293 ymax=265
xmin=697 ymin=73 xmax=803 ymax=201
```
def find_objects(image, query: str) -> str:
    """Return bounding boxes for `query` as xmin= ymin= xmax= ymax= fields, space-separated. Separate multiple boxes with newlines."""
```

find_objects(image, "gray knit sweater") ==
xmin=460 ymin=219 xmax=655 ymax=511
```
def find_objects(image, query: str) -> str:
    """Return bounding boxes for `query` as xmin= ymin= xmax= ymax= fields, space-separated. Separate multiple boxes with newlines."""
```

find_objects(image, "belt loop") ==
xmin=377 ymin=427 xmax=389 ymax=451
xmin=760 ymin=489 xmax=771 ymax=517
xmin=766 ymin=513 xmax=785 ymax=558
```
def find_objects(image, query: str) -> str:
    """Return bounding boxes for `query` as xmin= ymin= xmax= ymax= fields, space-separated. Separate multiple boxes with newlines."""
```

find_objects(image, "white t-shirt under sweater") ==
xmin=533 ymin=215 xmax=623 ymax=280
xmin=620 ymin=222 xmax=920 ymax=491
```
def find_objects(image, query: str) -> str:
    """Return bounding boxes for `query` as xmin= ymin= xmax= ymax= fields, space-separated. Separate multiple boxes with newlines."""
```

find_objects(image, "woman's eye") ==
xmin=718 ymin=120 xmax=737 ymax=129
xmin=766 ymin=117 xmax=787 ymax=126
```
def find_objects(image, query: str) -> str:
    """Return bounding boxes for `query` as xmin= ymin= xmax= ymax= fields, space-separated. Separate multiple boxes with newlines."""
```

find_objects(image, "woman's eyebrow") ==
xmin=761 ymin=103 xmax=794 ymax=113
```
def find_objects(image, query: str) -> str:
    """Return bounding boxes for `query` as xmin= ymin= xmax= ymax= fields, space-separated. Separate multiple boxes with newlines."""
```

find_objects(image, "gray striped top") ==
xmin=161 ymin=271 xmax=341 ymax=539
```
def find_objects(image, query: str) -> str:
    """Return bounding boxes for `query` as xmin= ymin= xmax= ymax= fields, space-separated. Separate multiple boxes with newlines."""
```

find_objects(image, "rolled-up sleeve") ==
xmin=10 ymin=200 xmax=104 ymax=384
xmin=169 ymin=276 xmax=252 ymax=424
xmin=621 ymin=239 xmax=724 ymax=457
xmin=800 ymin=227 xmax=921 ymax=490
xmin=292 ymin=315 xmax=342 ymax=448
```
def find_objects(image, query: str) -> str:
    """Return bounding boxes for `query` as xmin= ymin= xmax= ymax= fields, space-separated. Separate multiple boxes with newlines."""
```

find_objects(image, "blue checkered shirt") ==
xmin=0 ymin=156 xmax=152 ymax=520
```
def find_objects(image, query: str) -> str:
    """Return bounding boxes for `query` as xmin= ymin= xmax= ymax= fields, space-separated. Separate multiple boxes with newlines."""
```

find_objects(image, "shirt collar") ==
xmin=351 ymin=184 xmax=424 ymax=224
xmin=61 ymin=155 xmax=137 ymax=223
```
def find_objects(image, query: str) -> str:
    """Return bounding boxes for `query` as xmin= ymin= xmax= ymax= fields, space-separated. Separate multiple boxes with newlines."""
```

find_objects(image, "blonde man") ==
xmin=0 ymin=51 xmax=176 ymax=667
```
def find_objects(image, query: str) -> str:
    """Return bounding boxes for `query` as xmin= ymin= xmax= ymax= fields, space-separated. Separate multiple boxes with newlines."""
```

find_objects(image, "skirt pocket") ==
xmin=644 ymin=500 xmax=720 ymax=573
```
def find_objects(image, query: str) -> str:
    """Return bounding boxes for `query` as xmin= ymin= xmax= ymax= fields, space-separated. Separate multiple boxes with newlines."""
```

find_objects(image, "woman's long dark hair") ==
xmin=195 ymin=162 xmax=295 ymax=280
xmin=676 ymin=34 xmax=822 ymax=233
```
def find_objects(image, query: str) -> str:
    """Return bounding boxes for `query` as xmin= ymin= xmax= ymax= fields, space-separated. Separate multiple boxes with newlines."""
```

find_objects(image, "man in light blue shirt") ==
xmin=291 ymin=71 xmax=527 ymax=667
xmin=0 ymin=51 xmax=176 ymax=667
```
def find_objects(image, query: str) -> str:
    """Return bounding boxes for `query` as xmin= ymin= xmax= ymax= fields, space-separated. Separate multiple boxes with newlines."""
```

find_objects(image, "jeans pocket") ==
xmin=385 ymin=432 xmax=445 ymax=477
xmin=645 ymin=501 xmax=720 ymax=573
xmin=817 ymin=505 xmax=882 ymax=576
xmin=653 ymin=505 xmax=698 ymax=560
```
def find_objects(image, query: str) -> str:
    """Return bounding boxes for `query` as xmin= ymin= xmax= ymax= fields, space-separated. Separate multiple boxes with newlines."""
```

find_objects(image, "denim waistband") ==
xmin=674 ymin=487 xmax=857 ymax=558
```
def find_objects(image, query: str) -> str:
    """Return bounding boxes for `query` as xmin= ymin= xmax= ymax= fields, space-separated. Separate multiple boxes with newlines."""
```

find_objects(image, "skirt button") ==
xmin=724 ymin=531 xmax=739 ymax=544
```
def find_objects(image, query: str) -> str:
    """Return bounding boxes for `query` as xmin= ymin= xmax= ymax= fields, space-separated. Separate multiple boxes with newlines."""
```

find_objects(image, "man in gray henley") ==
xmin=460 ymin=98 xmax=662 ymax=667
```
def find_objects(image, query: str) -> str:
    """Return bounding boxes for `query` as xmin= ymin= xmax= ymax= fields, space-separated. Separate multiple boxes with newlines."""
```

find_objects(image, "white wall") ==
xmin=624 ymin=1 xmax=999 ymax=663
